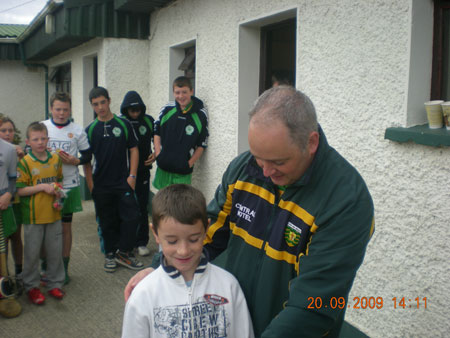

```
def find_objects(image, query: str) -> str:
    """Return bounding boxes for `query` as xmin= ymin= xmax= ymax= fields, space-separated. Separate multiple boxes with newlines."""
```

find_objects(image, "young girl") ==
xmin=0 ymin=116 xmax=25 ymax=288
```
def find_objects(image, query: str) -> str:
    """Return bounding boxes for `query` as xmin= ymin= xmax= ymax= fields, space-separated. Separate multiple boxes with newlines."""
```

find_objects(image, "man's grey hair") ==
xmin=249 ymin=86 xmax=318 ymax=150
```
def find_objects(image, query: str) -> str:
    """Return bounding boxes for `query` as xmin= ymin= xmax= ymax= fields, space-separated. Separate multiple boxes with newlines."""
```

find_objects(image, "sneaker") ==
xmin=28 ymin=288 xmax=45 ymax=305
xmin=104 ymin=253 xmax=117 ymax=273
xmin=48 ymin=288 xmax=65 ymax=300
xmin=138 ymin=246 xmax=150 ymax=256
xmin=115 ymin=251 xmax=144 ymax=270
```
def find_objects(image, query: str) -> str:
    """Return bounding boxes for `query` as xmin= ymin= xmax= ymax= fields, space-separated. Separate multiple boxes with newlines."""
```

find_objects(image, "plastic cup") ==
xmin=441 ymin=102 xmax=450 ymax=130
xmin=424 ymin=100 xmax=444 ymax=129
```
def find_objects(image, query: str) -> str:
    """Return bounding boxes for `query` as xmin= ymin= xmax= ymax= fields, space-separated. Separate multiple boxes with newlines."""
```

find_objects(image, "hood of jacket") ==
xmin=120 ymin=91 xmax=146 ymax=118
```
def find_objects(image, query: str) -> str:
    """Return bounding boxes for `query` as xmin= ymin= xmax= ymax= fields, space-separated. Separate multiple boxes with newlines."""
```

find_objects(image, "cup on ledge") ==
xmin=424 ymin=100 xmax=444 ymax=129
xmin=441 ymin=102 xmax=450 ymax=130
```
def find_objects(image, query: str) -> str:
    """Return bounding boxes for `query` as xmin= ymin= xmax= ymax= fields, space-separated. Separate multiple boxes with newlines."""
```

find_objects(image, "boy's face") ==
xmin=173 ymin=85 xmax=193 ymax=110
xmin=0 ymin=121 xmax=15 ymax=143
xmin=26 ymin=130 xmax=48 ymax=154
xmin=151 ymin=217 xmax=206 ymax=282
xmin=91 ymin=95 xmax=111 ymax=119
xmin=127 ymin=107 xmax=141 ymax=120
xmin=51 ymin=100 xmax=71 ymax=124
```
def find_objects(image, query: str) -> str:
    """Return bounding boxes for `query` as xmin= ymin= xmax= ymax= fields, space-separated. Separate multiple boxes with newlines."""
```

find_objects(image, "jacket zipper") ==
xmin=187 ymin=279 xmax=194 ymax=335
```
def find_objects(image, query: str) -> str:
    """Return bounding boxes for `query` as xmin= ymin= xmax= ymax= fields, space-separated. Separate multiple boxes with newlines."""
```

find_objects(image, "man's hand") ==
xmin=58 ymin=150 xmax=80 ymax=166
xmin=0 ymin=192 xmax=12 ymax=210
xmin=124 ymin=267 xmax=154 ymax=301
xmin=144 ymin=153 xmax=156 ymax=166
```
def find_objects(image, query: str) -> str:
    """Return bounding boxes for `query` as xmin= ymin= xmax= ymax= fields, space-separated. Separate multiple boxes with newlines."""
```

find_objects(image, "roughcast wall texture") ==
xmin=147 ymin=0 xmax=449 ymax=337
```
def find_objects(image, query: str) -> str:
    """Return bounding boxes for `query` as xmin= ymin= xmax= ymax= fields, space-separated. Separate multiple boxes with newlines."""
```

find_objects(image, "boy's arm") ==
xmin=17 ymin=184 xmax=56 ymax=197
xmin=0 ymin=192 xmax=13 ymax=210
xmin=83 ymin=162 xmax=94 ymax=193
xmin=127 ymin=146 xmax=139 ymax=190
xmin=153 ymin=135 xmax=161 ymax=157
xmin=188 ymin=147 xmax=204 ymax=168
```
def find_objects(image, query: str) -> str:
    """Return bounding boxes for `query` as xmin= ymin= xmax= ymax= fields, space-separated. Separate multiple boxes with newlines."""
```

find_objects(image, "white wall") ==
xmin=47 ymin=37 xmax=149 ymax=128
xmin=101 ymin=38 xmax=150 ymax=115
xmin=147 ymin=0 xmax=450 ymax=337
xmin=0 ymin=60 xmax=45 ymax=142
xmin=48 ymin=38 xmax=101 ymax=128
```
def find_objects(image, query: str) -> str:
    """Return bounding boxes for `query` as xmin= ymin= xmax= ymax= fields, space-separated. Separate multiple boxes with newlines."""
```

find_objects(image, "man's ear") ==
xmin=150 ymin=223 xmax=160 ymax=244
xmin=307 ymin=131 xmax=320 ymax=157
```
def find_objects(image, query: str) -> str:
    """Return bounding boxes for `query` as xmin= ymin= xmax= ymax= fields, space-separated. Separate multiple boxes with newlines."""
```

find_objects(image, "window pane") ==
xmin=443 ymin=9 xmax=450 ymax=100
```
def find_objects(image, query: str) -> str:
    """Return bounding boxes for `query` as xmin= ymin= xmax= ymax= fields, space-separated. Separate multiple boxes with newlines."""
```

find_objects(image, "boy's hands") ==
xmin=144 ymin=153 xmax=156 ymax=166
xmin=40 ymin=183 xmax=57 ymax=195
xmin=15 ymin=145 xmax=25 ymax=159
xmin=127 ymin=176 xmax=136 ymax=190
xmin=58 ymin=150 xmax=80 ymax=166
xmin=0 ymin=192 xmax=12 ymax=210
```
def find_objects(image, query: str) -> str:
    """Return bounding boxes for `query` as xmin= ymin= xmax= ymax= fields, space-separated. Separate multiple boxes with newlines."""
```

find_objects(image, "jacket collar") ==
xmin=160 ymin=248 xmax=209 ymax=280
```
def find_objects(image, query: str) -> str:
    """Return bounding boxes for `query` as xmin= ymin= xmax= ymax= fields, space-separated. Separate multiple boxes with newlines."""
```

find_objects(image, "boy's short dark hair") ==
xmin=50 ymin=92 xmax=71 ymax=107
xmin=89 ymin=86 xmax=110 ymax=103
xmin=152 ymin=184 xmax=207 ymax=233
xmin=173 ymin=76 xmax=192 ymax=90
xmin=26 ymin=121 xmax=48 ymax=139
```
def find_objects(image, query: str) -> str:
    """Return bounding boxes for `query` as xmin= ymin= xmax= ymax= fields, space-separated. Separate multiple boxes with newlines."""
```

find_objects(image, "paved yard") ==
xmin=1 ymin=200 xmax=158 ymax=338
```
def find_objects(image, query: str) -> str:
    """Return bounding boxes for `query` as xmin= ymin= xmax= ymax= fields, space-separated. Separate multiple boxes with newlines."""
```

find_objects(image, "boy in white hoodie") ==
xmin=122 ymin=184 xmax=254 ymax=338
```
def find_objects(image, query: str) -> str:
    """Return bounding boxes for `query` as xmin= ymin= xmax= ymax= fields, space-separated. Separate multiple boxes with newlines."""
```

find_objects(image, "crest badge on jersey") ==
xmin=32 ymin=168 xmax=40 ymax=176
xmin=185 ymin=125 xmax=194 ymax=136
xmin=284 ymin=221 xmax=302 ymax=247
xmin=112 ymin=127 xmax=121 ymax=137
xmin=139 ymin=126 xmax=147 ymax=135
xmin=68 ymin=133 xmax=74 ymax=139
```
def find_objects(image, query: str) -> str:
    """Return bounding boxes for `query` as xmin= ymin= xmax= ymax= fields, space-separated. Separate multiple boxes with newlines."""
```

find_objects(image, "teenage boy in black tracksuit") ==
xmin=153 ymin=76 xmax=208 ymax=189
xmin=120 ymin=91 xmax=155 ymax=257
xmin=84 ymin=87 xmax=144 ymax=272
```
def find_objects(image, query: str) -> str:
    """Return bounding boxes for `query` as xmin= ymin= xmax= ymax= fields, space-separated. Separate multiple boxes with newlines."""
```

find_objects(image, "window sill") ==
xmin=384 ymin=124 xmax=450 ymax=147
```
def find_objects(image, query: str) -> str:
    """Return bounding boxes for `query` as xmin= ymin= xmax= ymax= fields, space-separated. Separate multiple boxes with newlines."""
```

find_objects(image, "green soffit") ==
xmin=2 ymin=0 xmax=172 ymax=61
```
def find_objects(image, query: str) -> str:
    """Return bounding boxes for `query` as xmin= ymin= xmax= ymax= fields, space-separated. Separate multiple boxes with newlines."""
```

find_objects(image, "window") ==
xmin=179 ymin=46 xmax=196 ymax=91
xmin=50 ymin=63 xmax=71 ymax=93
xmin=238 ymin=8 xmax=297 ymax=153
xmin=169 ymin=40 xmax=196 ymax=99
xmin=431 ymin=0 xmax=450 ymax=100
xmin=259 ymin=18 xmax=296 ymax=94
xmin=384 ymin=0 xmax=450 ymax=146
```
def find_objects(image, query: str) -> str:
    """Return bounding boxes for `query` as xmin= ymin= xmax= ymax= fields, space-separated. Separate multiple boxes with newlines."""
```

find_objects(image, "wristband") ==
xmin=129 ymin=175 xmax=136 ymax=179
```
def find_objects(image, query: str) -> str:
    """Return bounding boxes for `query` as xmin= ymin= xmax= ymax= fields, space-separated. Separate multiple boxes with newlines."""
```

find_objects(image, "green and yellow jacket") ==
xmin=204 ymin=127 xmax=375 ymax=337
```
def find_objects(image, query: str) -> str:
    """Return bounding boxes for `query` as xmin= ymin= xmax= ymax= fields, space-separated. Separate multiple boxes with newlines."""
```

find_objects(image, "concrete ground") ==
xmin=0 ymin=200 xmax=158 ymax=338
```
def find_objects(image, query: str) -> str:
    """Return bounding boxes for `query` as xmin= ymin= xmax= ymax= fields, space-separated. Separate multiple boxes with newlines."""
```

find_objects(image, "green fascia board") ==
xmin=385 ymin=124 xmax=450 ymax=147
xmin=21 ymin=0 xmax=149 ymax=61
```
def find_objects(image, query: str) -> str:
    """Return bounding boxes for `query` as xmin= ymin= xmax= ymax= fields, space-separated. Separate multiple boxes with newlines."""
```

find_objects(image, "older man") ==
xmin=125 ymin=86 xmax=374 ymax=337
